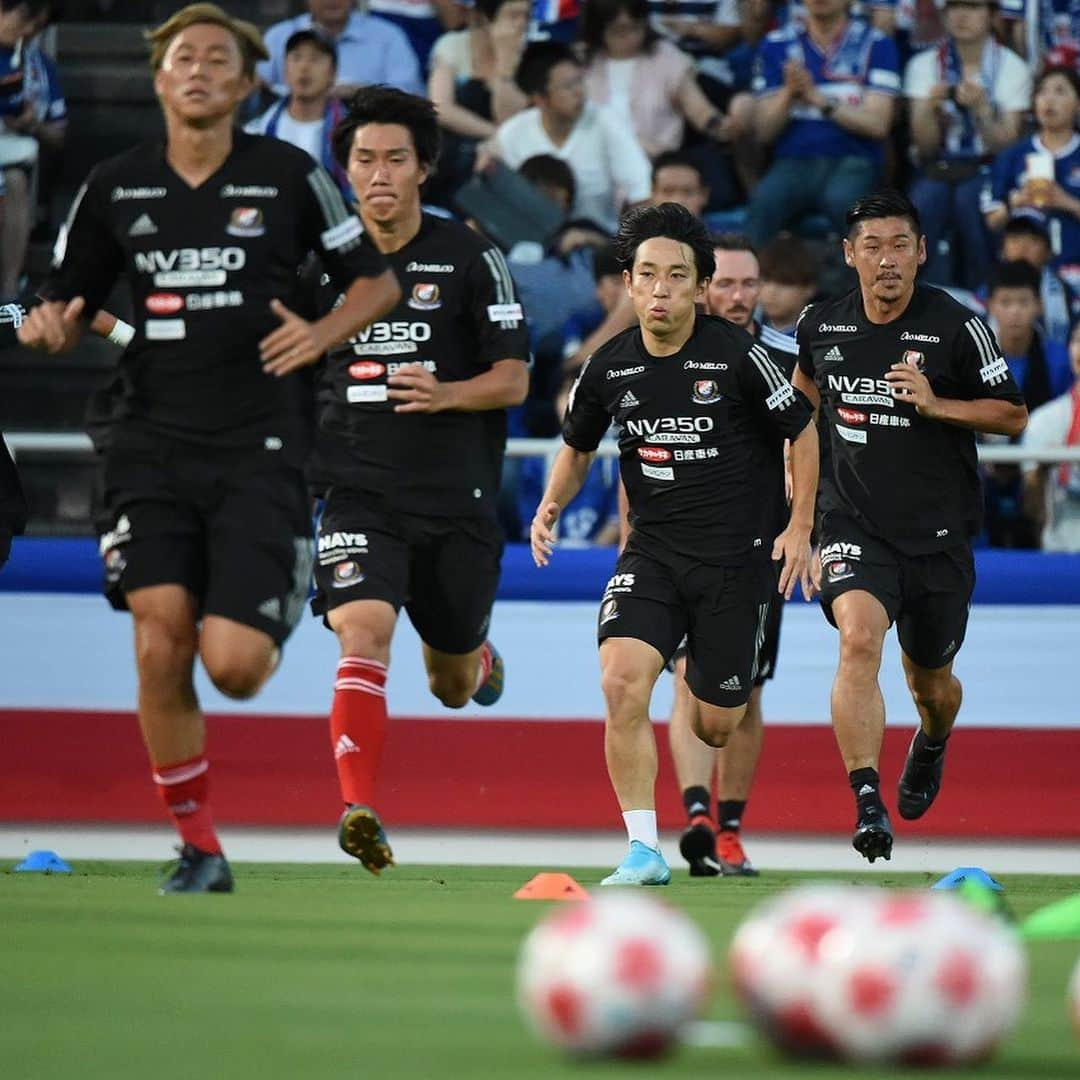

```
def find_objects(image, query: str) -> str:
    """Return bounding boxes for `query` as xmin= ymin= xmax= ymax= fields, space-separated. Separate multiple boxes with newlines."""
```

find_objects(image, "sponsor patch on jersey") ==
xmin=765 ymin=384 xmax=795 ymax=411
xmin=607 ymin=365 xmax=646 ymax=380
xmin=321 ymin=217 xmax=363 ymax=252
xmin=144 ymin=318 xmax=185 ymax=340
xmin=486 ymin=302 xmax=523 ymax=323
xmin=683 ymin=360 xmax=727 ymax=371
xmin=901 ymin=349 xmax=925 ymax=371
xmin=408 ymin=283 xmax=441 ymax=311
xmin=353 ymin=341 xmax=418 ymax=356
xmin=900 ymin=331 xmax=940 ymax=344
xmin=221 ymin=184 xmax=278 ymax=199
xmin=840 ymin=392 xmax=893 ymax=409
xmin=112 ymin=186 xmax=166 ymax=202
xmin=599 ymin=598 xmax=619 ymax=625
xmin=819 ymin=323 xmax=857 ymax=333
xmin=226 ymin=207 xmax=265 ymax=238
xmin=145 ymin=292 xmax=183 ymax=316
xmin=979 ymin=356 xmax=1009 ymax=384
xmin=641 ymin=463 xmax=674 ymax=480
xmin=405 ymin=261 xmax=454 ymax=273
xmin=835 ymin=423 xmax=867 ymax=444
xmin=349 ymin=360 xmax=386 ymax=380
xmin=332 ymin=560 xmax=364 ymax=587
xmin=691 ymin=379 xmax=722 ymax=404
xmin=637 ymin=446 xmax=672 ymax=463
xmin=347 ymin=385 xmax=389 ymax=403
xmin=836 ymin=406 xmax=868 ymax=425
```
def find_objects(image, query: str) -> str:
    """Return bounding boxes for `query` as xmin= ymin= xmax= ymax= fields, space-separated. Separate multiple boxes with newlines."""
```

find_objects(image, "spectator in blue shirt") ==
xmin=984 ymin=66 xmax=1080 ymax=294
xmin=258 ymin=0 xmax=424 ymax=99
xmin=746 ymin=0 xmax=900 ymax=244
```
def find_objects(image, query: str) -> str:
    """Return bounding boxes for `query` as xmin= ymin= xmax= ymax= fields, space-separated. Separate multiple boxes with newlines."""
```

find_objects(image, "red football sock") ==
xmin=330 ymin=656 xmax=389 ymax=807
xmin=152 ymin=756 xmax=221 ymax=855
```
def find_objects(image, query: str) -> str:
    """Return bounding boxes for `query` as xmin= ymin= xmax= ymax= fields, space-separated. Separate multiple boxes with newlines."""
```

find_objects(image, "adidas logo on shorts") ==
xmin=823 ymin=345 xmax=844 ymax=365
xmin=619 ymin=389 xmax=640 ymax=410
xmin=717 ymin=674 xmax=742 ymax=692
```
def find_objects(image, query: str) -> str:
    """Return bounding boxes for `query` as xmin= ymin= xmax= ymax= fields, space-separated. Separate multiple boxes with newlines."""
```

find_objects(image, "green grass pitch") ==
xmin=3 ymin=862 xmax=1079 ymax=1079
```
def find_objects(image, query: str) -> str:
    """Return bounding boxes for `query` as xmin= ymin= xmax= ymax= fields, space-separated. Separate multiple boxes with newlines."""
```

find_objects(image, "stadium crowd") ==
xmin=3 ymin=0 xmax=1080 ymax=556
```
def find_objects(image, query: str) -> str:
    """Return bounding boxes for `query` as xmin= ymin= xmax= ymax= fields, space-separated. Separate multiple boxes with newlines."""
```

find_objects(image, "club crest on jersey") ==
xmin=691 ymin=379 xmax=721 ymax=405
xmin=408 ymin=282 xmax=441 ymax=311
xmin=226 ymin=207 xmax=264 ymax=238
xmin=901 ymin=349 xmax=925 ymax=372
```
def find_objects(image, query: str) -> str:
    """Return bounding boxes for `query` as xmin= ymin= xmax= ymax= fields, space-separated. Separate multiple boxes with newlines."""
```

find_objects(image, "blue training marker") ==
xmin=14 ymin=849 xmax=72 ymax=873
xmin=931 ymin=866 xmax=1002 ymax=892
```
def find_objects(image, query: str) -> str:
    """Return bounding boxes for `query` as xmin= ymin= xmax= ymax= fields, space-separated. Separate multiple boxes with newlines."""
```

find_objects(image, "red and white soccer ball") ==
xmin=730 ymin=885 xmax=1027 ymax=1066
xmin=1069 ymin=953 xmax=1080 ymax=1039
xmin=516 ymin=892 xmax=712 ymax=1058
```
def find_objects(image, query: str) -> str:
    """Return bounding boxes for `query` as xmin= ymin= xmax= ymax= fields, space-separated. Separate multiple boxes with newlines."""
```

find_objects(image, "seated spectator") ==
xmin=747 ymin=0 xmax=899 ymax=244
xmin=428 ymin=0 xmax=529 ymax=197
xmin=982 ymin=258 xmax=1072 ymax=546
xmin=245 ymin=30 xmax=350 ymax=199
xmin=904 ymin=0 xmax=1030 ymax=289
xmin=560 ymin=242 xmax=624 ymax=360
xmin=1022 ymin=319 xmax=1080 ymax=551
xmin=998 ymin=0 xmax=1080 ymax=70
xmin=516 ymin=363 xmax=621 ymax=544
xmin=259 ymin=0 xmax=423 ymax=100
xmin=651 ymin=149 xmax=709 ymax=215
xmin=984 ymin=66 xmax=1080 ymax=293
xmin=995 ymin=209 xmax=1079 ymax=349
xmin=368 ymin=0 xmax=465 ymax=75
xmin=494 ymin=41 xmax=652 ymax=233
xmin=581 ymin=0 xmax=734 ymax=159
xmin=757 ymin=232 xmax=819 ymax=335
xmin=0 ymin=0 xmax=46 ymax=299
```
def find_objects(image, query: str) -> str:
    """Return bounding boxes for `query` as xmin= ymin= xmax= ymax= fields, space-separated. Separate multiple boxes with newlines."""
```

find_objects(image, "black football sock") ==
xmin=848 ymin=767 xmax=885 ymax=817
xmin=911 ymin=730 xmax=949 ymax=762
xmin=717 ymin=799 xmax=746 ymax=832
xmin=682 ymin=786 xmax=711 ymax=820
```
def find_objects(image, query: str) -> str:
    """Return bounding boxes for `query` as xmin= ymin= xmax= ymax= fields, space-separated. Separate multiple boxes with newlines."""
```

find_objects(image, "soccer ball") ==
xmin=515 ymin=892 xmax=712 ymax=1058
xmin=1069 ymin=953 xmax=1080 ymax=1039
xmin=814 ymin=891 xmax=1027 ymax=1065
xmin=728 ymin=883 xmax=880 ymax=1057
xmin=730 ymin=886 xmax=1027 ymax=1066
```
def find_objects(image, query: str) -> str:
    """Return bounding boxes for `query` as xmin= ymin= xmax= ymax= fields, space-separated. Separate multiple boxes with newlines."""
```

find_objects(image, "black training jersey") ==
xmin=43 ymin=133 xmax=387 ymax=457
xmin=754 ymin=321 xmax=800 ymax=535
xmin=314 ymin=213 xmax=530 ymax=517
xmin=797 ymin=284 xmax=1025 ymax=555
xmin=564 ymin=314 xmax=814 ymax=565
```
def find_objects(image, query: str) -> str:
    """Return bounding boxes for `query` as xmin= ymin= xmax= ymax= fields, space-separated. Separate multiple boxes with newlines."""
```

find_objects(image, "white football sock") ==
xmin=622 ymin=810 xmax=658 ymax=850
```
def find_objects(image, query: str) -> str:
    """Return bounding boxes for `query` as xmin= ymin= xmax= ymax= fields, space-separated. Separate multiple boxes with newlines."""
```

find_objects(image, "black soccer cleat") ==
xmin=897 ymin=734 xmax=947 ymax=821
xmin=852 ymin=805 xmax=893 ymax=864
xmin=159 ymin=843 xmax=234 ymax=894
xmin=680 ymin=816 xmax=720 ymax=876
xmin=338 ymin=804 xmax=395 ymax=875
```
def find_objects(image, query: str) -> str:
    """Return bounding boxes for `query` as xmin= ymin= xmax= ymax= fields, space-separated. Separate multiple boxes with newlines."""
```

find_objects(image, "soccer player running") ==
xmin=309 ymin=87 xmax=530 ymax=874
xmin=16 ymin=3 xmax=400 ymax=893
xmin=792 ymin=190 xmax=1028 ymax=864
xmin=668 ymin=234 xmax=802 ymax=878
xmin=532 ymin=204 xmax=818 ymax=886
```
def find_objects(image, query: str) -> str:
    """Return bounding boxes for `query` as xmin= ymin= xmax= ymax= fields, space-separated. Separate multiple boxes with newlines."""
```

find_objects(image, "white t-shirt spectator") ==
xmin=903 ymin=40 xmax=1031 ymax=159
xmin=493 ymin=102 xmax=651 ymax=232
xmin=1023 ymin=387 xmax=1080 ymax=552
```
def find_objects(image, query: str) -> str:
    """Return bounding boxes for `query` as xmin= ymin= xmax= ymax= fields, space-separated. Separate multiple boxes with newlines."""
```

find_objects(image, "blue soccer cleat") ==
xmin=600 ymin=840 xmax=672 ymax=886
xmin=471 ymin=641 xmax=504 ymax=707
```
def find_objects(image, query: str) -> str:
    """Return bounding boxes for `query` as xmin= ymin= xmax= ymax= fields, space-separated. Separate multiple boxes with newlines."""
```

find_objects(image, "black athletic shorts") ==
xmin=97 ymin=442 xmax=315 ymax=646
xmin=818 ymin=511 xmax=975 ymax=670
xmin=597 ymin=545 xmax=776 ymax=707
xmin=312 ymin=487 xmax=503 ymax=655
xmin=667 ymin=561 xmax=784 ymax=686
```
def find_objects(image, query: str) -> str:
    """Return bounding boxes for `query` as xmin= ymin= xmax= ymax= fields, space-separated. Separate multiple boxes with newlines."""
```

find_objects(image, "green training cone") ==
xmin=1019 ymin=893 xmax=1080 ymax=941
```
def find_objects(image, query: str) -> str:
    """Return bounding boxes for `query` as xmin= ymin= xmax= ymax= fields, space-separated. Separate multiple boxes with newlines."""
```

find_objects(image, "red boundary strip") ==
xmin=3 ymin=708 xmax=1078 ymax=838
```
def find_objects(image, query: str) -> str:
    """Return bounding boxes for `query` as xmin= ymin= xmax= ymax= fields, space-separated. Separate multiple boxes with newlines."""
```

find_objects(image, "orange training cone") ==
xmin=513 ymin=872 xmax=590 ymax=901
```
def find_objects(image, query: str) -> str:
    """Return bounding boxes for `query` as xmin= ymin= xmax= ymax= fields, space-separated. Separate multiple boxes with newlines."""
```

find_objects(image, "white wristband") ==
xmin=106 ymin=319 xmax=135 ymax=347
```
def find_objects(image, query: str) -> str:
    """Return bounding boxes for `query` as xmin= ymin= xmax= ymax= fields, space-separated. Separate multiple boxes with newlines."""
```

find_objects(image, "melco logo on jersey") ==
xmin=900 ymin=331 xmax=940 ymax=344
xmin=349 ymin=360 xmax=385 ymax=380
xmin=220 ymin=184 xmax=278 ymax=198
xmin=819 ymin=323 xmax=857 ymax=333
xmin=606 ymin=365 xmax=645 ymax=379
xmin=405 ymin=261 xmax=454 ymax=273
xmin=683 ymin=360 xmax=728 ymax=371
xmin=111 ymin=186 xmax=167 ymax=202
